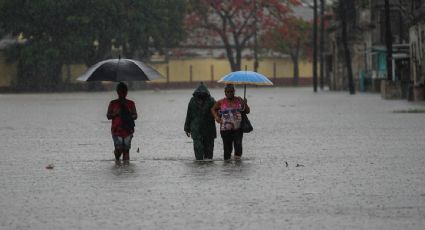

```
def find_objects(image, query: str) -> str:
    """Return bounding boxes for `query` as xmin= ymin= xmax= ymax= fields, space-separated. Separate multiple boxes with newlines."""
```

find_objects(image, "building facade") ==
xmin=409 ymin=0 xmax=425 ymax=100
xmin=327 ymin=0 xmax=422 ymax=100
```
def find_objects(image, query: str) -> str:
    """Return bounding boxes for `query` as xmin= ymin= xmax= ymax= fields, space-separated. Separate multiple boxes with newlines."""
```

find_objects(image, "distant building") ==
xmin=326 ymin=0 xmax=419 ymax=100
xmin=409 ymin=0 xmax=425 ymax=101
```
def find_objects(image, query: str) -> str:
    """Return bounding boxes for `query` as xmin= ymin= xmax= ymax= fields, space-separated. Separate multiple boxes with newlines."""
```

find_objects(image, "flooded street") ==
xmin=1 ymin=87 xmax=425 ymax=229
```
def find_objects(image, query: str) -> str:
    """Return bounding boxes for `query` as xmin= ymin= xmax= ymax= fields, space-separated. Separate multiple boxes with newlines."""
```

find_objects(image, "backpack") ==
xmin=119 ymin=100 xmax=135 ymax=132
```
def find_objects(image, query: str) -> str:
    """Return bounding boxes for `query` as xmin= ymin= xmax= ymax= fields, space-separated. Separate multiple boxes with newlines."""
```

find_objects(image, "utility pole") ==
xmin=313 ymin=0 xmax=318 ymax=92
xmin=319 ymin=0 xmax=325 ymax=90
xmin=384 ymin=0 xmax=393 ymax=81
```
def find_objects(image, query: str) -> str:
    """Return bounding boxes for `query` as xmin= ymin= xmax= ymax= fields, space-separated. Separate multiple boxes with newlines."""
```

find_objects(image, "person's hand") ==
xmin=185 ymin=132 xmax=191 ymax=137
xmin=107 ymin=109 xmax=120 ymax=119
xmin=111 ymin=110 xmax=120 ymax=117
xmin=241 ymin=98 xmax=248 ymax=111
xmin=214 ymin=117 xmax=223 ymax=124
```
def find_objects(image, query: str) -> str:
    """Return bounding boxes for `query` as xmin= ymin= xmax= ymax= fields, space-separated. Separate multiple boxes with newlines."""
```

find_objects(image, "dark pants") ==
xmin=193 ymin=137 xmax=214 ymax=160
xmin=220 ymin=130 xmax=243 ymax=160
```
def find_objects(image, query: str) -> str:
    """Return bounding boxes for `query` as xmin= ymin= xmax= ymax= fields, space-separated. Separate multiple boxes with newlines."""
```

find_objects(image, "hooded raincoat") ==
xmin=184 ymin=83 xmax=216 ymax=160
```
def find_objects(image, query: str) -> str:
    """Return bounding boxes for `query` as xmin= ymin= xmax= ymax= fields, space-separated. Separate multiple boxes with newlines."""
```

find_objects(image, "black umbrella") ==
xmin=77 ymin=57 xmax=164 ymax=82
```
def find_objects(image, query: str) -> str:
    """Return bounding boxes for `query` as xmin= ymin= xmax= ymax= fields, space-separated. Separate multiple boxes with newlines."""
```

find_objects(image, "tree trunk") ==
xmin=236 ymin=46 xmax=242 ymax=71
xmin=253 ymin=0 xmax=259 ymax=72
xmin=340 ymin=0 xmax=355 ymax=94
xmin=291 ymin=39 xmax=301 ymax=86
xmin=223 ymin=38 xmax=239 ymax=71
xmin=291 ymin=54 xmax=300 ymax=86
xmin=65 ymin=64 xmax=72 ymax=84
xmin=313 ymin=0 xmax=318 ymax=92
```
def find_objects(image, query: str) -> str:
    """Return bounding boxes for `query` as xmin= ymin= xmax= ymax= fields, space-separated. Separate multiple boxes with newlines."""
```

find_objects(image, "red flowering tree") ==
xmin=262 ymin=16 xmax=312 ymax=85
xmin=185 ymin=0 xmax=300 ymax=71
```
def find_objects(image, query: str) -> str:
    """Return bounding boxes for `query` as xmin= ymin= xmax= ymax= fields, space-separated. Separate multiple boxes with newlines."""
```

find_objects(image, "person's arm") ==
xmin=243 ymin=98 xmax=250 ymax=114
xmin=239 ymin=97 xmax=250 ymax=114
xmin=184 ymin=100 xmax=192 ymax=137
xmin=106 ymin=102 xmax=119 ymax=120
xmin=130 ymin=102 xmax=138 ymax=120
xmin=211 ymin=100 xmax=222 ymax=124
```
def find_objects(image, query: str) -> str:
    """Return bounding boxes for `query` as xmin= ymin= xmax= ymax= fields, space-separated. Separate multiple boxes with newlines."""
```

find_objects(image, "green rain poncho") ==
xmin=184 ymin=83 xmax=217 ymax=140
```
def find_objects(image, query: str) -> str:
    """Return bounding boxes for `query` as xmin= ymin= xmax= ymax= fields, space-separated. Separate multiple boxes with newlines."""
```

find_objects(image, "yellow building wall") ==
xmin=299 ymin=60 xmax=313 ymax=78
xmin=1 ymin=55 xmax=312 ymax=87
xmin=142 ymin=57 xmax=312 ymax=84
xmin=61 ymin=63 xmax=88 ymax=83
xmin=0 ymin=53 xmax=16 ymax=87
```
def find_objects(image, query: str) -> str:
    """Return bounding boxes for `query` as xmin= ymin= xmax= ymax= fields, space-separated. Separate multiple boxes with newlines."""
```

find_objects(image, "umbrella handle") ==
xmin=240 ymin=84 xmax=247 ymax=111
xmin=244 ymin=84 xmax=246 ymax=99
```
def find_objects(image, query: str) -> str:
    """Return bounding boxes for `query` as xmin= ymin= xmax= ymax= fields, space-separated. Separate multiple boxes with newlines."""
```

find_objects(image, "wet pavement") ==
xmin=0 ymin=87 xmax=424 ymax=230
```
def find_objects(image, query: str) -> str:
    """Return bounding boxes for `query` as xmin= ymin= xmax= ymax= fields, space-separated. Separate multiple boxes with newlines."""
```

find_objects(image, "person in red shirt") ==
xmin=107 ymin=82 xmax=138 ymax=161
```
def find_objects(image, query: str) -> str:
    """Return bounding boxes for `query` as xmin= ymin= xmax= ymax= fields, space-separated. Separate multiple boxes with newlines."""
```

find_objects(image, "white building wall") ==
xmin=410 ymin=22 xmax=425 ymax=85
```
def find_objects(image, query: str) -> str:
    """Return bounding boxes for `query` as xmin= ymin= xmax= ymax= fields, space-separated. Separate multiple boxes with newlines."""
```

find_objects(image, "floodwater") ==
xmin=0 ymin=87 xmax=424 ymax=230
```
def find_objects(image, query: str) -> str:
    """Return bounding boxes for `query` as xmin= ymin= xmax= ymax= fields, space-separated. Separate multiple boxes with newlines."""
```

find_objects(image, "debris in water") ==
xmin=296 ymin=164 xmax=304 ymax=167
xmin=45 ymin=164 xmax=54 ymax=169
xmin=137 ymin=147 xmax=140 ymax=153
xmin=285 ymin=161 xmax=288 ymax=167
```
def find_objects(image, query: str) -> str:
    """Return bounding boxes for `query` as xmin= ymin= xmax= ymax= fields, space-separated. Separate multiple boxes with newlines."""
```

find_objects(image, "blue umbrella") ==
xmin=218 ymin=71 xmax=273 ymax=98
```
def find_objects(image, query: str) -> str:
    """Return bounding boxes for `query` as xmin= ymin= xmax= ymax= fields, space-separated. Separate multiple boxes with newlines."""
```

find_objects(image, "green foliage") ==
xmin=393 ymin=108 xmax=425 ymax=113
xmin=0 ymin=0 xmax=187 ymax=91
xmin=117 ymin=0 xmax=187 ymax=59
xmin=0 ymin=0 xmax=75 ymax=90
xmin=5 ymin=41 xmax=62 ymax=91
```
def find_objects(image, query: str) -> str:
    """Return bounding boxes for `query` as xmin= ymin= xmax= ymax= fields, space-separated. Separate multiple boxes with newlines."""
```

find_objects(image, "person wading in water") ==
xmin=211 ymin=84 xmax=250 ymax=160
xmin=106 ymin=82 xmax=138 ymax=161
xmin=184 ymin=82 xmax=217 ymax=160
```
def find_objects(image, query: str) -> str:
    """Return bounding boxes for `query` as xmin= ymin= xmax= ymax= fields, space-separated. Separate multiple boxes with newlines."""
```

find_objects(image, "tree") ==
xmin=0 ymin=0 xmax=87 ymax=91
xmin=119 ymin=0 xmax=187 ymax=60
xmin=0 ymin=0 xmax=187 ymax=91
xmin=338 ymin=0 xmax=355 ymax=94
xmin=186 ymin=0 xmax=300 ymax=72
xmin=262 ymin=17 xmax=312 ymax=85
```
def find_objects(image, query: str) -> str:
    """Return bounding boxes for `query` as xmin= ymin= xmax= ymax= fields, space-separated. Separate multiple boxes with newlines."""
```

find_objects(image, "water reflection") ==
xmin=183 ymin=159 xmax=252 ymax=180
xmin=221 ymin=160 xmax=251 ymax=176
xmin=110 ymin=161 xmax=137 ymax=176
xmin=184 ymin=160 xmax=217 ymax=179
